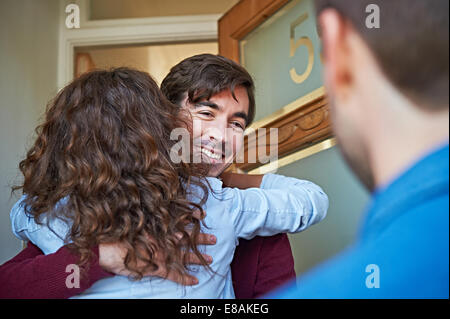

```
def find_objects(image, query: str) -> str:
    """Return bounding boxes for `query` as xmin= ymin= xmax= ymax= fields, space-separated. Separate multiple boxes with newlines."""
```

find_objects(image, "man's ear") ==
xmin=319 ymin=9 xmax=353 ymax=100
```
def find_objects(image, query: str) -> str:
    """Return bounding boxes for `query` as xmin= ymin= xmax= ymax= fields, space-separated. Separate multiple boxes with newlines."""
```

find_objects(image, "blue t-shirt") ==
xmin=269 ymin=144 xmax=449 ymax=299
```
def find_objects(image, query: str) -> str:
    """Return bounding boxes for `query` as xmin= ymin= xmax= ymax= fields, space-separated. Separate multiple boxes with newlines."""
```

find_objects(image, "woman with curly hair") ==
xmin=10 ymin=68 xmax=328 ymax=298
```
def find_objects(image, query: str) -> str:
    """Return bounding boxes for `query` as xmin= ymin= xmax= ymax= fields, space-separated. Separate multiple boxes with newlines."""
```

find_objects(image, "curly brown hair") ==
xmin=13 ymin=67 xmax=210 ymax=281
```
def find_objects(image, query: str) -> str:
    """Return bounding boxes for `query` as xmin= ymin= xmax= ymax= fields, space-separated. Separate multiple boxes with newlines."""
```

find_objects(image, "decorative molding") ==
xmin=248 ymin=138 xmax=337 ymax=175
xmin=58 ymin=0 xmax=220 ymax=89
xmin=236 ymin=89 xmax=332 ymax=172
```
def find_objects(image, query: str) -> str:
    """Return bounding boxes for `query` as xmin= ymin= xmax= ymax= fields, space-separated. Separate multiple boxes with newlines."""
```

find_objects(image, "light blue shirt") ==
xmin=11 ymin=173 xmax=328 ymax=299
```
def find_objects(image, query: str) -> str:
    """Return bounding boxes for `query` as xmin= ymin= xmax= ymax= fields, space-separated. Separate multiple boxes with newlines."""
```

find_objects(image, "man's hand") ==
xmin=98 ymin=210 xmax=216 ymax=285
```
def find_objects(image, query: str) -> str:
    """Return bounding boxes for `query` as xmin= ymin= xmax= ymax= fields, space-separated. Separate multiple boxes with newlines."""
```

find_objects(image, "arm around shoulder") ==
xmin=0 ymin=242 xmax=112 ymax=299
xmin=228 ymin=173 xmax=329 ymax=240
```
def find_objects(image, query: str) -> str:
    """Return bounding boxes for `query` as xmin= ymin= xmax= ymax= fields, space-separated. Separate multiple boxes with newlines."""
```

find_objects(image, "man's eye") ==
xmin=199 ymin=111 xmax=213 ymax=117
xmin=231 ymin=122 xmax=244 ymax=130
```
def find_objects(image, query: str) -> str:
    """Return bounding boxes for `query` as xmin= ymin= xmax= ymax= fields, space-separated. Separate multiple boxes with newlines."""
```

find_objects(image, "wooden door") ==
xmin=219 ymin=0 xmax=332 ymax=172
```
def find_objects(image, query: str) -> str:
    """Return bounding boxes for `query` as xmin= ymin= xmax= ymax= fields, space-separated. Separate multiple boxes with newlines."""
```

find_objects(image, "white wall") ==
xmin=0 ymin=0 xmax=60 ymax=263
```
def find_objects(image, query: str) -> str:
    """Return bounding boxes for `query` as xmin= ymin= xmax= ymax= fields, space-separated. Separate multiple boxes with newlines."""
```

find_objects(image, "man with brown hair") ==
xmin=160 ymin=53 xmax=299 ymax=298
xmin=270 ymin=0 xmax=449 ymax=298
xmin=0 ymin=54 xmax=299 ymax=299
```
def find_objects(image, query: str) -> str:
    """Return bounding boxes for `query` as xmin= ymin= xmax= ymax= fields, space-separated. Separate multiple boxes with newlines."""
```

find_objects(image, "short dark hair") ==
xmin=315 ymin=0 xmax=449 ymax=109
xmin=161 ymin=54 xmax=256 ymax=126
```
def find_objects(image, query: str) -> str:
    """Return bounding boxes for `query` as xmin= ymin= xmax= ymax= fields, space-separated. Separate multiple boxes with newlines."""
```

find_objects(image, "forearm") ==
xmin=230 ymin=173 xmax=329 ymax=239
xmin=253 ymin=234 xmax=296 ymax=298
xmin=261 ymin=173 xmax=329 ymax=226
xmin=220 ymin=172 xmax=264 ymax=189
xmin=0 ymin=242 xmax=112 ymax=299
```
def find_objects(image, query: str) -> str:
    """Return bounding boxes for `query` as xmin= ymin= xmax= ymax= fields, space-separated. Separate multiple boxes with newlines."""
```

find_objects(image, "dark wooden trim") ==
xmin=218 ymin=0 xmax=289 ymax=62
xmin=235 ymin=94 xmax=332 ymax=171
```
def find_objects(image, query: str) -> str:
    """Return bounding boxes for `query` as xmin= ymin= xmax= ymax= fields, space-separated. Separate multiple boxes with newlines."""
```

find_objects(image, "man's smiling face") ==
xmin=182 ymin=86 xmax=250 ymax=177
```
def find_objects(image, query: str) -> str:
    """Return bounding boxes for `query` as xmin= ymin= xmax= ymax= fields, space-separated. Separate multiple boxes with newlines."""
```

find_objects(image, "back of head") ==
xmin=315 ymin=0 xmax=449 ymax=110
xmin=15 ymin=67 xmax=209 ymax=280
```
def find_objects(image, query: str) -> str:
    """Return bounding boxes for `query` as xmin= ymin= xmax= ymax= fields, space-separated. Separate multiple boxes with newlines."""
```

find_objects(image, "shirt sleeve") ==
xmin=226 ymin=173 xmax=329 ymax=240
xmin=253 ymin=234 xmax=297 ymax=298
xmin=10 ymin=196 xmax=71 ymax=255
xmin=0 ymin=242 xmax=113 ymax=299
xmin=231 ymin=233 xmax=296 ymax=299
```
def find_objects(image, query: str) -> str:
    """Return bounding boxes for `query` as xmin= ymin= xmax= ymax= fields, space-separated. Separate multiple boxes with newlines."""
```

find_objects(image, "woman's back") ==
xmin=12 ymin=174 xmax=328 ymax=298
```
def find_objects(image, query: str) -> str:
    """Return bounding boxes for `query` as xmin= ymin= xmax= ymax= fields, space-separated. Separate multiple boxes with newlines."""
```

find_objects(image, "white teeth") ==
xmin=201 ymin=148 xmax=221 ymax=160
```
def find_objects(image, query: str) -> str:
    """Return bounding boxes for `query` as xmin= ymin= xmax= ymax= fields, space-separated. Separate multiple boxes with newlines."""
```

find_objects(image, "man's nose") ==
xmin=205 ymin=121 xmax=227 ymax=144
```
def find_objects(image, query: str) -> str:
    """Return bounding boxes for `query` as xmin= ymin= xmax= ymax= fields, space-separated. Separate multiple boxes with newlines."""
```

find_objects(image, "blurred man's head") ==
xmin=161 ymin=54 xmax=255 ymax=177
xmin=315 ymin=0 xmax=449 ymax=191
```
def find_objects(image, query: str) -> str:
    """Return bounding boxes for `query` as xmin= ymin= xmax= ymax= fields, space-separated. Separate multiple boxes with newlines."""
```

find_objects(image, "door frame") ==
xmin=218 ymin=0 xmax=289 ymax=63
xmin=58 ymin=0 xmax=220 ymax=89
xmin=218 ymin=0 xmax=333 ymax=172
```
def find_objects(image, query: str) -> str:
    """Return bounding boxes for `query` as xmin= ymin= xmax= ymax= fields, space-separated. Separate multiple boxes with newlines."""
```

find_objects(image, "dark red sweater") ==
xmin=0 ymin=234 xmax=295 ymax=299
